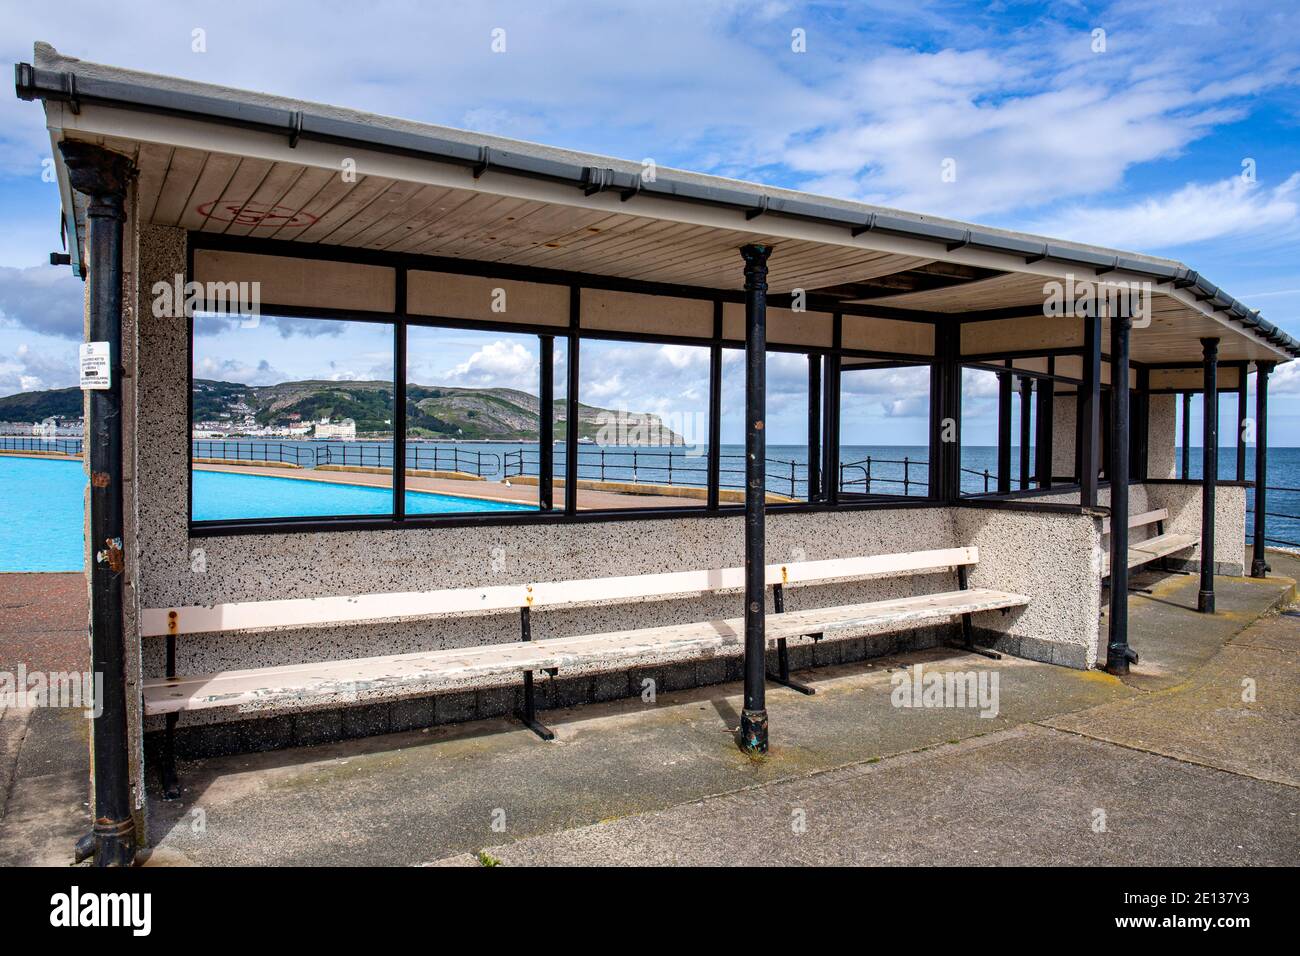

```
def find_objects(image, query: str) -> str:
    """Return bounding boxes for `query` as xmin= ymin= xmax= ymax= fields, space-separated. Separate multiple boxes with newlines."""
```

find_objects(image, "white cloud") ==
xmin=444 ymin=339 xmax=538 ymax=390
xmin=1017 ymin=173 xmax=1300 ymax=252
xmin=1271 ymin=360 xmax=1300 ymax=395
xmin=0 ymin=341 xmax=78 ymax=395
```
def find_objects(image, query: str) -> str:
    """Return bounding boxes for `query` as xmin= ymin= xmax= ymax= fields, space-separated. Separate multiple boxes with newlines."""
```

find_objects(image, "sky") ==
xmin=1 ymin=0 xmax=1299 ymax=445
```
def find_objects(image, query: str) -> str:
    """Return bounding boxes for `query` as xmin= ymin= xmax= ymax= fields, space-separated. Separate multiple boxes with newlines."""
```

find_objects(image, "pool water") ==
xmin=192 ymin=469 xmax=536 ymax=521
xmin=0 ymin=456 xmax=86 ymax=572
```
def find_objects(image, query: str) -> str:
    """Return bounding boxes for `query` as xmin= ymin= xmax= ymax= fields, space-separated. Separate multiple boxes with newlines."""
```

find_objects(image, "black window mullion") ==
xmin=565 ymin=287 xmax=580 ymax=515
xmin=707 ymin=300 xmax=722 ymax=510
xmin=539 ymin=334 xmax=554 ymax=511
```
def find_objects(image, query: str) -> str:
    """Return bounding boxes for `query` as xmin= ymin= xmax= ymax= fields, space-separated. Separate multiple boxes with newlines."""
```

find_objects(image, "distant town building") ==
xmin=314 ymin=419 xmax=357 ymax=440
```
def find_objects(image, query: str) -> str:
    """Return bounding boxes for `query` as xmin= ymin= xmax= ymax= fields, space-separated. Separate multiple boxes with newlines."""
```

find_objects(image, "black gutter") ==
xmin=15 ymin=60 xmax=1299 ymax=358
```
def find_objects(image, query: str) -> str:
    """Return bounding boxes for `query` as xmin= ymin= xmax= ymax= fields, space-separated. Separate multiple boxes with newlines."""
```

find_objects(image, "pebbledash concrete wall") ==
xmin=128 ymin=224 xmax=1104 ymax=761
xmin=1051 ymin=392 xmax=1179 ymax=483
xmin=1034 ymin=482 xmax=1246 ymax=577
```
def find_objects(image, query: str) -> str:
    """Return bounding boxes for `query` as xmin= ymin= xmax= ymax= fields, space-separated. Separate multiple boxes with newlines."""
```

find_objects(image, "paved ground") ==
xmin=0 ymin=554 xmax=1296 ymax=867
xmin=0 ymin=573 xmax=90 ymax=867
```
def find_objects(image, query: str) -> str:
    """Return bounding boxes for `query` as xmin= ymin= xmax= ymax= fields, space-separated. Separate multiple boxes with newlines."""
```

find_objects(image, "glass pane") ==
xmin=576 ymin=338 xmax=711 ymax=509
xmin=959 ymin=367 xmax=1000 ymax=495
xmin=405 ymin=325 xmax=541 ymax=515
xmin=719 ymin=349 xmax=809 ymax=501
xmin=191 ymin=313 xmax=395 ymax=521
xmin=838 ymin=362 xmax=931 ymax=498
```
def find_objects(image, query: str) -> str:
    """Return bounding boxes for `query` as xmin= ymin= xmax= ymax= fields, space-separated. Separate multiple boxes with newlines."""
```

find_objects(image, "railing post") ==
xmin=1252 ymin=362 xmax=1274 ymax=577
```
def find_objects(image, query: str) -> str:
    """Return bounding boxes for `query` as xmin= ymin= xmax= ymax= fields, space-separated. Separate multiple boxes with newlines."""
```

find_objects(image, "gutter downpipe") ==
xmin=60 ymin=139 xmax=138 ymax=867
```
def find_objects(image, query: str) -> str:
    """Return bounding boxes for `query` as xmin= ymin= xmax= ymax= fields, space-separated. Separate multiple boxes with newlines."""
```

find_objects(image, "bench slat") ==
xmin=143 ymin=586 xmax=1027 ymax=715
xmin=1100 ymin=508 xmax=1169 ymax=535
xmin=141 ymin=547 xmax=980 ymax=638
xmin=1101 ymin=532 xmax=1196 ymax=575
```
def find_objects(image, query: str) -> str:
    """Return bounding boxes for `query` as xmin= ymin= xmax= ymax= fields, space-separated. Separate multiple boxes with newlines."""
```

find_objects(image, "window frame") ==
xmin=185 ymin=234 xmax=943 ymax=536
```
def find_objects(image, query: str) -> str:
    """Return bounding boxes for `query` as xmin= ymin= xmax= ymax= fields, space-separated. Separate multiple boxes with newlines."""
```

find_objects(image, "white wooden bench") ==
xmin=1100 ymin=508 xmax=1196 ymax=577
xmin=142 ymin=546 xmax=1028 ymax=796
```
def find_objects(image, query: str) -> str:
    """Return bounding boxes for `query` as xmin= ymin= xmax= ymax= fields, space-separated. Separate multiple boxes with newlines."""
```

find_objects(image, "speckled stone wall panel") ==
xmin=1052 ymin=394 xmax=1077 ymax=480
xmin=1147 ymin=394 xmax=1177 ymax=478
xmin=1143 ymin=482 xmax=1246 ymax=575
xmin=954 ymin=506 xmax=1102 ymax=668
xmin=1036 ymin=482 xmax=1245 ymax=574
xmin=133 ymin=223 xmax=190 ymax=602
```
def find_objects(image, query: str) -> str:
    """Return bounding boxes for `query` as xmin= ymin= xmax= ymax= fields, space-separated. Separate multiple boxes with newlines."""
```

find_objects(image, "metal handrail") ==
xmin=190 ymin=440 xmax=501 ymax=477
xmin=1247 ymin=483 xmax=1300 ymax=550
xmin=0 ymin=436 xmax=83 ymax=455
xmin=838 ymin=455 xmax=927 ymax=496
xmin=503 ymin=446 xmax=803 ymax=497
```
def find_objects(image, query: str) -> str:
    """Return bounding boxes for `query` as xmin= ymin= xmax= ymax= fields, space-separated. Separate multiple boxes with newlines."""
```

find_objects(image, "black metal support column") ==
xmin=538 ymin=335 xmax=554 ymax=510
xmin=932 ymin=322 xmax=960 ymax=501
xmin=807 ymin=353 xmax=821 ymax=501
xmin=1252 ymin=362 xmax=1274 ymax=578
xmin=1106 ymin=304 xmax=1137 ymax=675
xmin=1018 ymin=376 xmax=1033 ymax=490
xmin=1035 ymin=363 xmax=1055 ymax=489
xmin=1079 ymin=315 xmax=1101 ymax=507
xmin=823 ymin=315 xmax=841 ymax=505
xmin=1131 ymin=366 xmax=1150 ymax=482
xmin=1199 ymin=338 xmax=1220 ymax=613
xmin=996 ymin=368 xmax=1012 ymax=494
xmin=393 ymin=318 xmax=407 ymax=519
xmin=738 ymin=244 xmax=771 ymax=755
xmin=1235 ymin=362 xmax=1248 ymax=481
xmin=1181 ymin=391 xmax=1191 ymax=478
xmin=564 ymin=289 xmax=580 ymax=515
xmin=59 ymin=141 xmax=137 ymax=867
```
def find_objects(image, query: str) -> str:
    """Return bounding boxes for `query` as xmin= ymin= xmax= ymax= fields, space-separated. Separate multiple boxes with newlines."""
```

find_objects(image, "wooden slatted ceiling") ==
xmin=98 ymin=136 xmax=1278 ymax=363
xmin=860 ymin=271 xmax=1047 ymax=311
xmin=119 ymin=144 xmax=934 ymax=292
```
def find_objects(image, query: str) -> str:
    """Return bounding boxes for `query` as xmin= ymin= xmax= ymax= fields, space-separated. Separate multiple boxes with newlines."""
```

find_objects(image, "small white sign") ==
xmin=79 ymin=342 xmax=111 ymax=390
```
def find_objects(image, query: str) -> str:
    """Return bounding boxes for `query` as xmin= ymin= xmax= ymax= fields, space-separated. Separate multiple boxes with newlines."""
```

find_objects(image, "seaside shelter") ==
xmin=16 ymin=43 xmax=1298 ymax=865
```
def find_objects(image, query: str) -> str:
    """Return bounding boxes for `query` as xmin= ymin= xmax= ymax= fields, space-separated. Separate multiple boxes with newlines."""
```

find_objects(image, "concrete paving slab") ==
xmin=1046 ymin=612 xmax=1300 ymax=787
xmin=477 ymin=725 xmax=1300 ymax=866
xmin=142 ymin=649 xmax=1130 ymax=866
xmin=1104 ymin=562 xmax=1295 ymax=692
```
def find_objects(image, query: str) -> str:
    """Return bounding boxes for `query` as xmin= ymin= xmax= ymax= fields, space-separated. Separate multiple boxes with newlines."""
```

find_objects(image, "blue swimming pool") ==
xmin=192 ymin=469 xmax=536 ymax=521
xmin=0 ymin=456 xmax=86 ymax=572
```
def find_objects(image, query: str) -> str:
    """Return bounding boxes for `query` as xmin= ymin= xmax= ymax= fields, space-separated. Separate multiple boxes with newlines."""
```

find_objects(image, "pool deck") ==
xmin=1 ymin=552 xmax=1296 ymax=866
xmin=194 ymin=463 xmax=703 ymax=510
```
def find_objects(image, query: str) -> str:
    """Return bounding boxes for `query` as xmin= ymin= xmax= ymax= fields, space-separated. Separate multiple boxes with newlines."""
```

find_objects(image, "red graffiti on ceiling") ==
xmin=196 ymin=200 xmax=319 ymax=228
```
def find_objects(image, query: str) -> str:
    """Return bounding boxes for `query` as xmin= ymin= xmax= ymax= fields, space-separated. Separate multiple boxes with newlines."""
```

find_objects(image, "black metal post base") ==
xmin=737 ymin=708 xmax=768 ymax=755
xmin=78 ymin=818 xmax=137 ymax=867
xmin=1105 ymin=644 xmax=1139 ymax=676
xmin=1251 ymin=557 xmax=1270 ymax=579
xmin=1198 ymin=590 xmax=1216 ymax=614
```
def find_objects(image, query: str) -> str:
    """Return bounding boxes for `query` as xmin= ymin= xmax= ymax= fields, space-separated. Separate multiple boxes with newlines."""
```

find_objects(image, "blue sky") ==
xmin=1 ymin=0 xmax=1298 ymax=445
